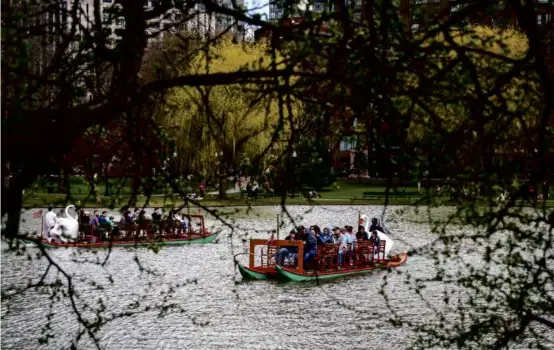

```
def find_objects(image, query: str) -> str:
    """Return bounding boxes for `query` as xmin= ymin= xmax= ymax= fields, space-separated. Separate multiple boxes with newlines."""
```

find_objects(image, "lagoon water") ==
xmin=1 ymin=205 xmax=551 ymax=349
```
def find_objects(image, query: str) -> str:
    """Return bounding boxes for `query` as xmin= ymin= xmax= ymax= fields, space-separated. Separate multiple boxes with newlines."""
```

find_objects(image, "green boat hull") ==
xmin=276 ymin=252 xmax=408 ymax=282
xmin=29 ymin=233 xmax=218 ymax=249
xmin=237 ymin=264 xmax=271 ymax=280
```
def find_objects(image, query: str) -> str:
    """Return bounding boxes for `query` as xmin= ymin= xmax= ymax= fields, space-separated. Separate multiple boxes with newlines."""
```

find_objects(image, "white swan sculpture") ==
xmin=49 ymin=205 xmax=80 ymax=243
xmin=359 ymin=214 xmax=394 ymax=258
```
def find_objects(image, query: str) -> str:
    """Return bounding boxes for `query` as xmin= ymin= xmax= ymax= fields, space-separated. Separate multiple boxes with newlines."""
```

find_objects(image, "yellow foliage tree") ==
xmin=403 ymin=26 xmax=539 ymax=175
xmin=162 ymin=37 xmax=301 ymax=198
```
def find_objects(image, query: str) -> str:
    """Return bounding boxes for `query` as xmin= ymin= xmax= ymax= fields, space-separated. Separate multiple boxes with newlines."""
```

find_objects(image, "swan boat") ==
xmin=236 ymin=214 xmax=408 ymax=282
xmin=36 ymin=206 xmax=218 ymax=248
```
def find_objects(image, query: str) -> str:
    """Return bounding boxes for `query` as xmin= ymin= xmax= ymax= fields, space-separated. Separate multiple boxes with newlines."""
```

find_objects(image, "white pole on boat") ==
xmin=276 ymin=214 xmax=280 ymax=240
xmin=40 ymin=209 xmax=44 ymax=240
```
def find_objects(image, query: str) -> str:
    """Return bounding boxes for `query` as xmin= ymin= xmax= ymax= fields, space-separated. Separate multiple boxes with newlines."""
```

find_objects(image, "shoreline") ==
xmin=21 ymin=194 xmax=554 ymax=209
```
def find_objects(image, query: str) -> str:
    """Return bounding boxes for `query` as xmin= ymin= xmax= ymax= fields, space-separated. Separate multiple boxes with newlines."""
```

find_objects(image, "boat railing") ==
xmin=76 ymin=218 xmax=210 ymax=243
xmin=309 ymin=241 xmax=388 ymax=271
xmin=249 ymin=239 xmax=305 ymax=271
xmin=247 ymin=238 xmax=389 ymax=273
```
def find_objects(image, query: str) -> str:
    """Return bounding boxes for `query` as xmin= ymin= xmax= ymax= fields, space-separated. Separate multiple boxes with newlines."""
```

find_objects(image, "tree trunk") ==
xmin=3 ymin=177 xmax=26 ymax=242
xmin=218 ymin=162 xmax=228 ymax=199
xmin=104 ymin=178 xmax=111 ymax=196
xmin=58 ymin=169 xmax=66 ymax=193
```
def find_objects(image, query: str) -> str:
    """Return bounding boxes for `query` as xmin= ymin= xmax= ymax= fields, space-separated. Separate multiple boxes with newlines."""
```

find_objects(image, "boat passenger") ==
xmin=78 ymin=209 xmax=88 ymax=225
xmin=99 ymin=210 xmax=109 ymax=225
xmin=344 ymin=227 xmax=354 ymax=249
xmin=369 ymin=218 xmax=384 ymax=233
xmin=43 ymin=206 xmax=57 ymax=238
xmin=170 ymin=211 xmax=188 ymax=233
xmin=347 ymin=225 xmax=357 ymax=247
xmin=276 ymin=230 xmax=298 ymax=266
xmin=296 ymin=225 xmax=306 ymax=241
xmin=303 ymin=229 xmax=318 ymax=267
xmin=123 ymin=210 xmax=134 ymax=224
xmin=313 ymin=225 xmax=324 ymax=245
xmin=179 ymin=214 xmax=189 ymax=233
xmin=322 ymin=227 xmax=334 ymax=244
xmin=131 ymin=208 xmax=140 ymax=222
xmin=89 ymin=210 xmax=100 ymax=227
xmin=137 ymin=210 xmax=148 ymax=224
xmin=151 ymin=208 xmax=162 ymax=222
xmin=369 ymin=230 xmax=381 ymax=259
xmin=333 ymin=227 xmax=347 ymax=267
xmin=356 ymin=225 xmax=369 ymax=241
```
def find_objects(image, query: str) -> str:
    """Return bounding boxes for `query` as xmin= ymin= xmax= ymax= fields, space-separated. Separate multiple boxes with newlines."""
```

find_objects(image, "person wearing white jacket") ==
xmin=43 ymin=206 xmax=57 ymax=238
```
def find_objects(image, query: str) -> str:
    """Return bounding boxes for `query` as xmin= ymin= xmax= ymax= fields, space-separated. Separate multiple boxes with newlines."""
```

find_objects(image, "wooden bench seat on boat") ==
xmin=311 ymin=240 xmax=388 ymax=270
xmin=316 ymin=244 xmax=338 ymax=270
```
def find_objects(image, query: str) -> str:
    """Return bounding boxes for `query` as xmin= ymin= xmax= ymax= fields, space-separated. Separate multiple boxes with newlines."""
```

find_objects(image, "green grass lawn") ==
xmin=320 ymin=181 xmax=419 ymax=199
xmin=22 ymin=179 xmax=554 ymax=208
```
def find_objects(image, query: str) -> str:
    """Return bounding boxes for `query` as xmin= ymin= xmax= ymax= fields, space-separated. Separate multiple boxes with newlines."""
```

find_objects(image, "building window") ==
xmin=537 ymin=14 xmax=543 ymax=25
xmin=116 ymin=18 xmax=125 ymax=26
xmin=340 ymin=136 xmax=357 ymax=151
xmin=103 ymin=0 xmax=113 ymax=3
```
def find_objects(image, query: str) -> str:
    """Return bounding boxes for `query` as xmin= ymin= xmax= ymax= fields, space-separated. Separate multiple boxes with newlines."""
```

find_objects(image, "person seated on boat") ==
xmin=98 ymin=210 xmax=117 ymax=235
xmin=356 ymin=225 xmax=369 ymax=241
xmin=344 ymin=226 xmax=354 ymax=248
xmin=322 ymin=227 xmax=334 ymax=244
xmin=296 ymin=225 xmax=306 ymax=241
xmin=43 ymin=206 xmax=57 ymax=239
xmin=121 ymin=210 xmax=134 ymax=225
xmin=151 ymin=208 xmax=162 ymax=222
xmin=333 ymin=227 xmax=347 ymax=267
xmin=369 ymin=218 xmax=384 ymax=232
xmin=89 ymin=210 xmax=100 ymax=227
xmin=78 ymin=209 xmax=88 ymax=225
xmin=118 ymin=211 xmax=125 ymax=224
xmin=276 ymin=230 xmax=298 ymax=266
xmin=343 ymin=226 xmax=356 ymax=265
xmin=98 ymin=210 xmax=110 ymax=225
xmin=131 ymin=208 xmax=140 ymax=222
xmin=169 ymin=211 xmax=186 ymax=232
xmin=178 ymin=214 xmax=190 ymax=234
xmin=303 ymin=228 xmax=318 ymax=268
xmin=369 ymin=230 xmax=381 ymax=260
xmin=307 ymin=225 xmax=316 ymax=241
xmin=136 ymin=210 xmax=148 ymax=225
xmin=346 ymin=225 xmax=357 ymax=248
xmin=312 ymin=225 xmax=325 ymax=245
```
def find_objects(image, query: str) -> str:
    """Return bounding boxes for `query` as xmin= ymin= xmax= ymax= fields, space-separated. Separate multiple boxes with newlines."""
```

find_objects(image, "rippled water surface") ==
xmin=1 ymin=205 xmax=551 ymax=349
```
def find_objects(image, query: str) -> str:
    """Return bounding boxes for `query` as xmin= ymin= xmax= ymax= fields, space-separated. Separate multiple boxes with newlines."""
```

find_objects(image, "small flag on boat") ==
xmin=33 ymin=210 xmax=43 ymax=218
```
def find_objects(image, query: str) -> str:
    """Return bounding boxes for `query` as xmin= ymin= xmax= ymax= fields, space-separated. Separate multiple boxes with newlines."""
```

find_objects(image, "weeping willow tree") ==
xmin=161 ymin=37 xmax=301 ymax=198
